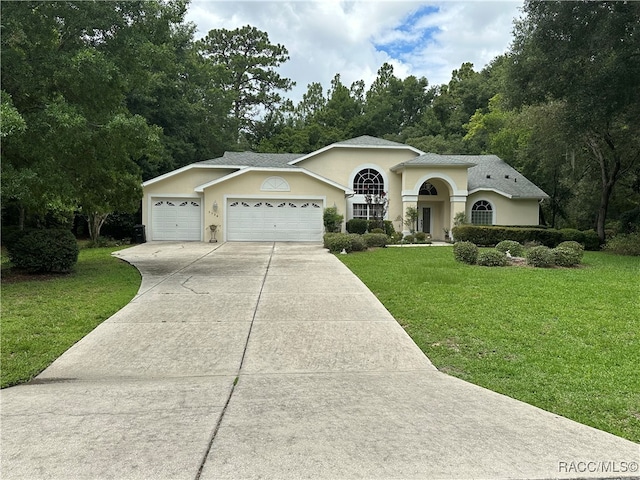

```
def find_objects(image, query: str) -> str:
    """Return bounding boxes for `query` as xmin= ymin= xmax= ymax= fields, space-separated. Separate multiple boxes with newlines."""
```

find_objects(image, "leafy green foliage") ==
xmin=345 ymin=219 xmax=368 ymax=235
xmin=323 ymin=207 xmax=343 ymax=233
xmin=197 ymin=25 xmax=294 ymax=143
xmin=453 ymin=225 xmax=562 ymax=247
xmin=477 ymin=249 xmax=508 ymax=267
xmin=604 ymin=233 xmax=640 ymax=256
xmin=557 ymin=241 xmax=584 ymax=253
xmin=582 ymin=230 xmax=602 ymax=251
xmin=495 ymin=240 xmax=524 ymax=257
xmin=526 ymin=246 xmax=555 ymax=268
xmin=453 ymin=241 xmax=478 ymax=265
xmin=7 ymin=229 xmax=78 ymax=273
xmin=508 ymin=1 xmax=640 ymax=241
xmin=552 ymin=246 xmax=583 ymax=267
xmin=362 ymin=233 xmax=389 ymax=248
xmin=558 ymin=229 xmax=585 ymax=244
xmin=403 ymin=206 xmax=419 ymax=233
xmin=323 ymin=233 xmax=366 ymax=253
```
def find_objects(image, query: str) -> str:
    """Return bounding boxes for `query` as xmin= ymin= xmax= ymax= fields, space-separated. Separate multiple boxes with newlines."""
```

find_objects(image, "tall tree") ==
xmin=1 ymin=1 xmax=171 ymax=237
xmin=508 ymin=0 xmax=640 ymax=240
xmin=196 ymin=25 xmax=294 ymax=145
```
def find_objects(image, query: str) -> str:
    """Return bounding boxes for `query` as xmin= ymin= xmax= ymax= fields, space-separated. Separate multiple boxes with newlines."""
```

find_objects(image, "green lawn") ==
xmin=340 ymin=247 xmax=640 ymax=443
xmin=1 ymin=246 xmax=141 ymax=388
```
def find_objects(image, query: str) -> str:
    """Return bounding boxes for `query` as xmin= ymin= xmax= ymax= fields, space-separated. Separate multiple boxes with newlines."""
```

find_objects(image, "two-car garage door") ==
xmin=227 ymin=199 xmax=323 ymax=242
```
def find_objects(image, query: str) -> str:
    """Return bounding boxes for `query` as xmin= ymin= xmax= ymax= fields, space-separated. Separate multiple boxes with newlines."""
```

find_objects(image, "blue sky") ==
xmin=186 ymin=1 xmax=524 ymax=103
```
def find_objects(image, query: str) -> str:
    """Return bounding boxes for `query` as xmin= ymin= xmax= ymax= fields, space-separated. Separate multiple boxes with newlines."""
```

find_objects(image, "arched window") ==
xmin=471 ymin=200 xmax=493 ymax=225
xmin=353 ymin=168 xmax=384 ymax=195
xmin=419 ymin=182 xmax=438 ymax=195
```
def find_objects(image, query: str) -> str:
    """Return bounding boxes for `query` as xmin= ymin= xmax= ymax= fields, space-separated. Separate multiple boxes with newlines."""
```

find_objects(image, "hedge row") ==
xmin=451 ymin=225 xmax=600 ymax=250
xmin=345 ymin=219 xmax=395 ymax=236
xmin=323 ymin=232 xmax=390 ymax=253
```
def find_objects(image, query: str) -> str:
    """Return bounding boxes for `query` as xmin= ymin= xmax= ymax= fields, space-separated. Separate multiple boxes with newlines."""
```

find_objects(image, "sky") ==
xmin=185 ymin=1 xmax=524 ymax=104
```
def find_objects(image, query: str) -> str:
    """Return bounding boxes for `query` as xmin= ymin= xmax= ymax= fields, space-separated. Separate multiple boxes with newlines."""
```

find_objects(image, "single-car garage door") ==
xmin=227 ymin=199 xmax=323 ymax=241
xmin=152 ymin=198 xmax=202 ymax=241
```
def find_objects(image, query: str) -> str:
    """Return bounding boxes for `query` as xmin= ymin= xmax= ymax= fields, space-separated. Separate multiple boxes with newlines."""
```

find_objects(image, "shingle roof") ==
xmin=334 ymin=135 xmax=408 ymax=147
xmin=188 ymin=141 xmax=546 ymax=199
xmin=393 ymin=152 xmax=477 ymax=168
xmin=196 ymin=151 xmax=304 ymax=168
xmin=468 ymin=156 xmax=548 ymax=199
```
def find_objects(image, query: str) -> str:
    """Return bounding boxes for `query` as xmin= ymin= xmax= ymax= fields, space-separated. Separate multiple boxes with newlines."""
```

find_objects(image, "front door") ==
xmin=422 ymin=207 xmax=431 ymax=234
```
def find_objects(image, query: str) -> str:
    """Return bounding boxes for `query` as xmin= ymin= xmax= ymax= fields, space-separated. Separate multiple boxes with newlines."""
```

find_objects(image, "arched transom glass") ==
xmin=419 ymin=181 xmax=438 ymax=195
xmin=353 ymin=169 xmax=384 ymax=195
xmin=471 ymin=200 xmax=493 ymax=225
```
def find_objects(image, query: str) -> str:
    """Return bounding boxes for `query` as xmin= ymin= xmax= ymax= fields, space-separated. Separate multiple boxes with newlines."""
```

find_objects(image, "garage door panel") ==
xmin=227 ymin=199 xmax=322 ymax=242
xmin=152 ymin=198 xmax=202 ymax=241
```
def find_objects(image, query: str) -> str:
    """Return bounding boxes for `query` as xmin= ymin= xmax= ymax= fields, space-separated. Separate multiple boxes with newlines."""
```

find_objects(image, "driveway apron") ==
xmin=1 ymin=242 xmax=637 ymax=480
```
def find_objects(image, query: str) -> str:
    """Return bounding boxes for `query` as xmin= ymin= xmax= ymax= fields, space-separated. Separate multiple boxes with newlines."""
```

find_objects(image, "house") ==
xmin=141 ymin=135 xmax=548 ymax=242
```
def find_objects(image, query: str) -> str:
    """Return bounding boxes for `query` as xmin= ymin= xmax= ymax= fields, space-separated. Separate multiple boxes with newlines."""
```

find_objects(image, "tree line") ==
xmin=2 ymin=0 xmax=638 ymax=241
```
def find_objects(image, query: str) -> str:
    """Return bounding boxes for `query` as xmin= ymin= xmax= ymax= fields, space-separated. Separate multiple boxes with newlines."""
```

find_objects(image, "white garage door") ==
xmin=152 ymin=198 xmax=202 ymax=241
xmin=227 ymin=199 xmax=323 ymax=242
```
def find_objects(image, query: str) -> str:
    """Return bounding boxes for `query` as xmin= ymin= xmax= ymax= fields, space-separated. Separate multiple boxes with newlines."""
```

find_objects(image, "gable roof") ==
xmin=333 ymin=135 xmax=409 ymax=148
xmin=196 ymin=151 xmax=305 ymax=168
xmin=391 ymin=152 xmax=476 ymax=169
xmin=289 ymin=135 xmax=423 ymax=166
xmin=194 ymin=166 xmax=353 ymax=194
xmin=468 ymin=156 xmax=548 ymax=199
xmin=143 ymin=136 xmax=547 ymax=200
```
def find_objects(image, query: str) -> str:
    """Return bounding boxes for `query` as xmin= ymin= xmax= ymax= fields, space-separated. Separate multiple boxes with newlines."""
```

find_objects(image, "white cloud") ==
xmin=185 ymin=1 xmax=523 ymax=103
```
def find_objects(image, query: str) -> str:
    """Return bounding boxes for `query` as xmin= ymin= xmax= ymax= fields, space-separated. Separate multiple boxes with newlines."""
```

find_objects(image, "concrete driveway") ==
xmin=1 ymin=242 xmax=638 ymax=480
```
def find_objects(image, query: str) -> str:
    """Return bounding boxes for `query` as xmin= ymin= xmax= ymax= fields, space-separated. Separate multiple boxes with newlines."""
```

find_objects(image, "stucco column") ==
xmin=449 ymin=195 xmax=467 ymax=241
xmin=401 ymin=194 xmax=418 ymax=236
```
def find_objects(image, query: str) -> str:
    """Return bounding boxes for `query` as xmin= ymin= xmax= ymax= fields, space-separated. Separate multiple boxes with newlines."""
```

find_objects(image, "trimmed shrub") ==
xmin=323 ymin=207 xmax=343 ymax=233
xmin=348 ymin=233 xmax=367 ymax=252
xmin=345 ymin=218 xmax=368 ymax=235
xmin=403 ymin=234 xmax=415 ymax=244
xmin=324 ymin=233 xmax=350 ymax=253
xmin=383 ymin=220 xmax=395 ymax=237
xmin=557 ymin=241 xmax=584 ymax=252
xmin=582 ymin=229 xmax=602 ymax=251
xmin=495 ymin=240 xmax=524 ymax=257
xmin=370 ymin=228 xmax=385 ymax=234
xmin=553 ymin=246 xmax=583 ymax=267
xmin=453 ymin=241 xmax=478 ymax=265
xmin=604 ymin=233 xmax=640 ymax=256
xmin=323 ymin=233 xmax=368 ymax=253
xmin=362 ymin=233 xmax=388 ymax=248
xmin=559 ymin=228 xmax=585 ymax=244
xmin=477 ymin=249 xmax=508 ymax=267
xmin=389 ymin=231 xmax=403 ymax=244
xmin=7 ymin=228 xmax=79 ymax=273
xmin=452 ymin=225 xmax=562 ymax=247
xmin=414 ymin=232 xmax=427 ymax=242
xmin=526 ymin=246 xmax=555 ymax=268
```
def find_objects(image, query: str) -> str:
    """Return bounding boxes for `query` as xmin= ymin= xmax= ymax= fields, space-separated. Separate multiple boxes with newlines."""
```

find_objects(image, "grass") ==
xmin=339 ymin=246 xmax=640 ymax=443
xmin=1 ymin=246 xmax=141 ymax=388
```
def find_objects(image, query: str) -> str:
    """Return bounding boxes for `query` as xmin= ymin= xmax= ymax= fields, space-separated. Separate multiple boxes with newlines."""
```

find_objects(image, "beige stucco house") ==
xmin=141 ymin=136 xmax=548 ymax=242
